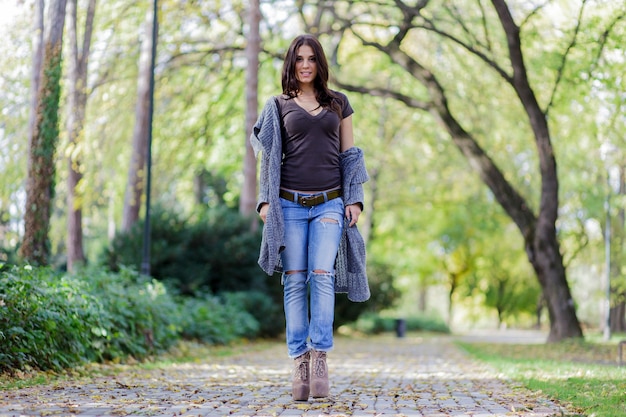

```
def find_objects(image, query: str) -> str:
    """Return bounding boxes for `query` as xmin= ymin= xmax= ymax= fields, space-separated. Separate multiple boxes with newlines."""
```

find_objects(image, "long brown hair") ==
xmin=281 ymin=34 xmax=342 ymax=116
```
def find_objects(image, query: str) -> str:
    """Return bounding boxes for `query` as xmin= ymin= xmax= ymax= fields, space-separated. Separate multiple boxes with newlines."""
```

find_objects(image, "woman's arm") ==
xmin=340 ymin=114 xmax=354 ymax=152
xmin=339 ymin=114 xmax=360 ymax=225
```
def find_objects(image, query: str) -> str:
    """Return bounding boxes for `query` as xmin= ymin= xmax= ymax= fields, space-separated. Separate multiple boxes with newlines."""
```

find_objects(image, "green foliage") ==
xmin=75 ymin=266 xmax=181 ymax=361
xmin=178 ymin=292 xmax=259 ymax=344
xmin=22 ymin=49 xmax=65 ymax=266
xmin=39 ymin=52 xmax=63 ymax=170
xmin=104 ymin=205 xmax=404 ymax=338
xmin=103 ymin=205 xmax=292 ymax=338
xmin=348 ymin=312 xmax=449 ymax=335
xmin=0 ymin=265 xmax=265 ymax=373
xmin=0 ymin=266 xmax=106 ymax=372
xmin=223 ymin=291 xmax=284 ymax=339
xmin=335 ymin=259 xmax=401 ymax=328
xmin=0 ymin=246 xmax=19 ymax=268
xmin=3 ymin=0 xmax=624 ymax=335
xmin=461 ymin=223 xmax=541 ymax=326
xmin=103 ymin=205 xmax=266 ymax=296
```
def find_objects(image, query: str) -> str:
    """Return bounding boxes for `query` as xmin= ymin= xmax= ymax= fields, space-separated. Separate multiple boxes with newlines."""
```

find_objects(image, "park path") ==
xmin=0 ymin=332 xmax=568 ymax=417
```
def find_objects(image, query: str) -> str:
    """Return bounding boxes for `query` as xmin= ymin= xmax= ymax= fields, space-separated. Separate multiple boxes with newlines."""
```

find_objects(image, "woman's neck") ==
xmin=298 ymin=85 xmax=316 ymax=97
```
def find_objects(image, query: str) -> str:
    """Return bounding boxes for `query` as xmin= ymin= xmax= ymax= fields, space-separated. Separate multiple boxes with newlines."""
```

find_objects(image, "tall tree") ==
xmin=609 ymin=164 xmax=625 ymax=332
xmin=20 ymin=0 xmax=68 ymax=265
xmin=488 ymin=0 xmax=581 ymax=341
xmin=302 ymin=0 xmax=612 ymax=340
xmin=28 ymin=0 xmax=44 ymax=143
xmin=122 ymin=6 xmax=158 ymax=232
xmin=240 ymin=0 xmax=261 ymax=222
xmin=65 ymin=0 xmax=97 ymax=272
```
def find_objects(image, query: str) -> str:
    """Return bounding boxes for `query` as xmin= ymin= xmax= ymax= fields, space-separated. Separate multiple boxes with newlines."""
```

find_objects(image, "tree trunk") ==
xmin=418 ymin=284 xmax=427 ymax=313
xmin=609 ymin=164 xmax=625 ymax=332
xmin=122 ymin=8 xmax=157 ymax=232
xmin=65 ymin=0 xmax=96 ymax=272
xmin=491 ymin=0 xmax=582 ymax=342
xmin=20 ymin=0 xmax=43 ymax=249
xmin=20 ymin=0 xmax=68 ymax=265
xmin=446 ymin=271 xmax=460 ymax=327
xmin=362 ymin=96 xmax=391 ymax=244
xmin=27 ymin=0 xmax=44 ymax=146
xmin=193 ymin=169 xmax=207 ymax=206
xmin=240 ymin=0 xmax=261 ymax=225
xmin=610 ymin=303 xmax=626 ymax=333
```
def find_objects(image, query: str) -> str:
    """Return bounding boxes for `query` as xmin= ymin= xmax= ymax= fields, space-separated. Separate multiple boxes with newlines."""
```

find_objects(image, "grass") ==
xmin=458 ymin=336 xmax=626 ymax=417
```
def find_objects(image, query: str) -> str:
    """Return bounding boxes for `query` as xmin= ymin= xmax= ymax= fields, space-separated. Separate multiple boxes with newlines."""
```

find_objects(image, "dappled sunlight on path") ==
xmin=0 ymin=334 xmax=566 ymax=416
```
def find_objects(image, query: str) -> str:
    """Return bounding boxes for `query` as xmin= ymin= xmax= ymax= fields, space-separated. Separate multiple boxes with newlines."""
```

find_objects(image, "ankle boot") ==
xmin=292 ymin=351 xmax=310 ymax=401
xmin=310 ymin=349 xmax=329 ymax=398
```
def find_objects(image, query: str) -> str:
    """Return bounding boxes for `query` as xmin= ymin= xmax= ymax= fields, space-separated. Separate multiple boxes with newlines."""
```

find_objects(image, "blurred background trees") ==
xmin=0 ymin=0 xmax=625 ymax=341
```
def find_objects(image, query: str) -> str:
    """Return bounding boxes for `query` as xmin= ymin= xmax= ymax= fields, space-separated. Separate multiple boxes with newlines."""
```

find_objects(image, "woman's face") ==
xmin=295 ymin=44 xmax=317 ymax=86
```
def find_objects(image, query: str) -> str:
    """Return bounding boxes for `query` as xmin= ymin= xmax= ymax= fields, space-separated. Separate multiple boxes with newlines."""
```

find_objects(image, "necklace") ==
xmin=295 ymin=95 xmax=321 ymax=113
xmin=307 ymin=104 xmax=321 ymax=113
xmin=295 ymin=95 xmax=322 ymax=114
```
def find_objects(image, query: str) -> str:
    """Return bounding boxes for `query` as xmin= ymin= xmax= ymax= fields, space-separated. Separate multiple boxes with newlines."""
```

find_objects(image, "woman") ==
xmin=250 ymin=34 xmax=369 ymax=401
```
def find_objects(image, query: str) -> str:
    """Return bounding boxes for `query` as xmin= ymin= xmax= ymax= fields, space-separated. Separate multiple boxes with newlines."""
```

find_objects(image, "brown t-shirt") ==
xmin=278 ymin=91 xmax=354 ymax=192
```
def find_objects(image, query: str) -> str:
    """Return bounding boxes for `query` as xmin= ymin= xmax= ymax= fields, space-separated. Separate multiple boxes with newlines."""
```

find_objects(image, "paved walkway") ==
xmin=0 ymin=333 xmax=567 ymax=417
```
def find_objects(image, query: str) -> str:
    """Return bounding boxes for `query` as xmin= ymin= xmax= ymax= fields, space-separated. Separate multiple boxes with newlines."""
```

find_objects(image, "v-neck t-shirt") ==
xmin=278 ymin=91 xmax=354 ymax=192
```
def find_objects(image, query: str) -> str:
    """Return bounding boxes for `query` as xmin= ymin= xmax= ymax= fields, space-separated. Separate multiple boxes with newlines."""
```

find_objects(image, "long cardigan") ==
xmin=250 ymin=97 xmax=370 ymax=302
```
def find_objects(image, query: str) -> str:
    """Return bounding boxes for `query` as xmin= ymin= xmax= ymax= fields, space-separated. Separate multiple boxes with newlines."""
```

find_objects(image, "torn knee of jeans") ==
xmin=285 ymin=270 xmax=307 ymax=275
xmin=312 ymin=269 xmax=331 ymax=274
xmin=320 ymin=217 xmax=339 ymax=224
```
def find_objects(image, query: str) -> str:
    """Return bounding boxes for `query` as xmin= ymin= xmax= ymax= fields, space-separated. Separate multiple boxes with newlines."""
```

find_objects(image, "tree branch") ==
xmin=520 ymin=0 xmax=550 ymax=28
xmin=332 ymin=79 xmax=431 ymax=111
xmin=352 ymin=30 xmax=537 ymax=235
xmin=418 ymin=16 xmax=513 ymax=83
xmin=162 ymin=45 xmax=245 ymax=67
xmin=443 ymin=2 xmax=482 ymax=48
xmin=545 ymin=0 xmax=588 ymax=116
xmin=589 ymin=10 xmax=626 ymax=75
xmin=477 ymin=0 xmax=493 ymax=52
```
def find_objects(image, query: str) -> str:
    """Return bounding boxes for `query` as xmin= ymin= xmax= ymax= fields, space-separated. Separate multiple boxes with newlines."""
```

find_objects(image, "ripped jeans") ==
xmin=280 ymin=195 xmax=344 ymax=358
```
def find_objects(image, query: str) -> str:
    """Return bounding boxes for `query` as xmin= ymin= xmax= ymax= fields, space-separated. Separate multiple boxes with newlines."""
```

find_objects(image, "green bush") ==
xmin=0 ymin=265 xmax=263 ymax=374
xmin=179 ymin=292 xmax=259 ymax=344
xmin=223 ymin=291 xmax=284 ymax=338
xmin=75 ymin=266 xmax=181 ymax=361
xmin=103 ymin=206 xmax=266 ymax=296
xmin=404 ymin=315 xmax=450 ymax=333
xmin=102 ymin=205 xmax=287 ymax=338
xmin=334 ymin=260 xmax=401 ymax=328
xmin=0 ymin=247 xmax=18 ymax=268
xmin=350 ymin=312 xmax=450 ymax=335
xmin=0 ymin=266 xmax=107 ymax=372
xmin=103 ymin=206 xmax=404 ymax=340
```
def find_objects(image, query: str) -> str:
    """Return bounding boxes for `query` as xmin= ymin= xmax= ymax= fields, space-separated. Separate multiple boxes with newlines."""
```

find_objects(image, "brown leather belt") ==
xmin=279 ymin=189 xmax=342 ymax=207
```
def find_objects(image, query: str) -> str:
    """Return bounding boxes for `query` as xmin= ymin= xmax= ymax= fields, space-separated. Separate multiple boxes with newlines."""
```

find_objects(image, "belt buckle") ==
xmin=300 ymin=195 xmax=314 ymax=207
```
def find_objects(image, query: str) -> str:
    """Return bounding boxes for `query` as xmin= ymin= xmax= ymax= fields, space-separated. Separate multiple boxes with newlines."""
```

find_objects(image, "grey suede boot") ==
xmin=310 ymin=349 xmax=329 ymax=398
xmin=292 ymin=351 xmax=310 ymax=401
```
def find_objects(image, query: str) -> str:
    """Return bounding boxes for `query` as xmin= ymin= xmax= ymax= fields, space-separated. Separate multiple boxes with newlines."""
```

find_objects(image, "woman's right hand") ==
xmin=259 ymin=203 xmax=269 ymax=223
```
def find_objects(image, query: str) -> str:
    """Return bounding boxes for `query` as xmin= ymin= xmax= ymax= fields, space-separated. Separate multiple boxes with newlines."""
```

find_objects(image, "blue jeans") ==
xmin=280 ymin=195 xmax=344 ymax=358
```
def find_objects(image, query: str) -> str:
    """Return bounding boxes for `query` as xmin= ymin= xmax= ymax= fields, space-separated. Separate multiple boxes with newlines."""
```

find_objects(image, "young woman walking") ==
xmin=251 ymin=34 xmax=369 ymax=401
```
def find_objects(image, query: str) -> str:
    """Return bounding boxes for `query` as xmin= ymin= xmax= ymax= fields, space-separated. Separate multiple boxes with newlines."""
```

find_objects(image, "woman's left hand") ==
xmin=345 ymin=204 xmax=362 ymax=227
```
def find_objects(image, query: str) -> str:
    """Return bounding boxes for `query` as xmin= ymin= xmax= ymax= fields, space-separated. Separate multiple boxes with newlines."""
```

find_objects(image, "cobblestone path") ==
xmin=0 ymin=334 xmax=567 ymax=416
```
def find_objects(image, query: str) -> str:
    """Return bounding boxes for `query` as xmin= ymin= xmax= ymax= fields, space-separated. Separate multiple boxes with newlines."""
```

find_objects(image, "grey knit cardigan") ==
xmin=250 ymin=96 xmax=371 ymax=302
